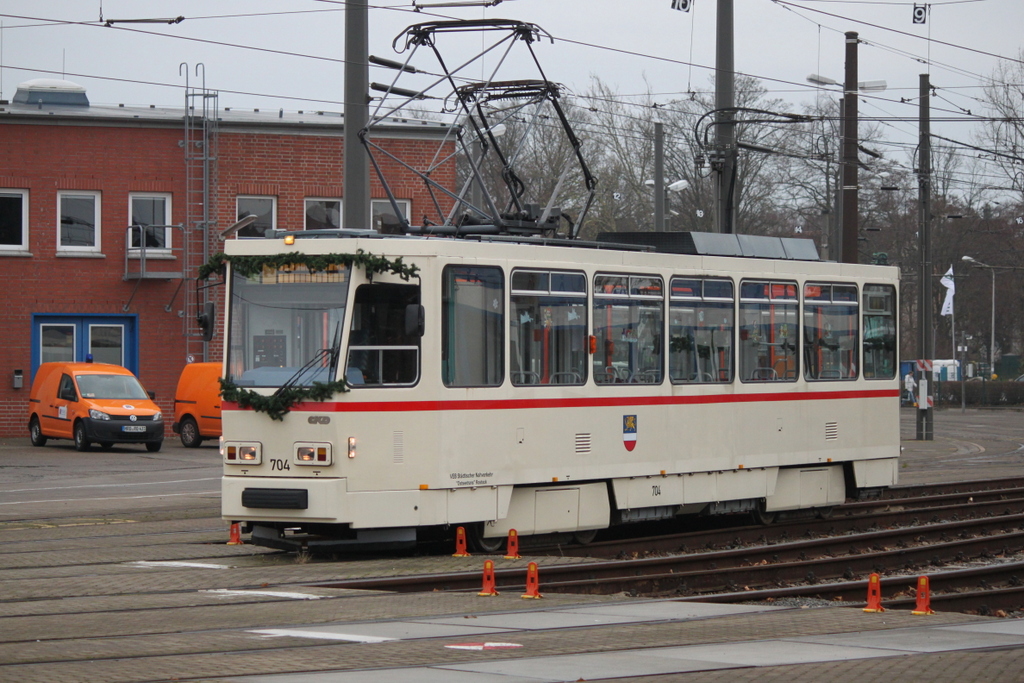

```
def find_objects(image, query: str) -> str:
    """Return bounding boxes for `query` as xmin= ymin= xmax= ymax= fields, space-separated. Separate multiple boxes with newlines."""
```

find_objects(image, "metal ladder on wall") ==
xmin=182 ymin=64 xmax=219 ymax=363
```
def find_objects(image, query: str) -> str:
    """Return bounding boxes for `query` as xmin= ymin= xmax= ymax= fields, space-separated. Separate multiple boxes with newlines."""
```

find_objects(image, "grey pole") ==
xmin=841 ymin=31 xmax=859 ymax=264
xmin=714 ymin=0 xmax=735 ymax=234
xmin=989 ymin=268 xmax=996 ymax=377
xmin=654 ymin=122 xmax=665 ymax=232
xmin=344 ymin=0 xmax=370 ymax=230
xmin=917 ymin=74 xmax=933 ymax=441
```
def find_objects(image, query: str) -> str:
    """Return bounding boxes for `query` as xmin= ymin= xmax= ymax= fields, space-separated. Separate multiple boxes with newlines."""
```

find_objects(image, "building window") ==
xmin=305 ymin=198 xmax=341 ymax=230
xmin=40 ymin=324 xmax=76 ymax=363
xmin=58 ymin=191 xmax=101 ymax=252
xmin=129 ymin=194 xmax=171 ymax=250
xmin=0 ymin=189 xmax=29 ymax=252
xmin=89 ymin=324 xmax=125 ymax=366
xmin=236 ymin=196 xmax=276 ymax=238
xmin=372 ymin=199 xmax=409 ymax=233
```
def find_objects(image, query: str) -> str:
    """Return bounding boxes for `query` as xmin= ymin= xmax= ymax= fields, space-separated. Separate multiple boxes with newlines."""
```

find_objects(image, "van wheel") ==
xmin=179 ymin=416 xmax=202 ymax=448
xmin=29 ymin=417 xmax=47 ymax=447
xmin=73 ymin=422 xmax=91 ymax=451
xmin=146 ymin=441 xmax=163 ymax=453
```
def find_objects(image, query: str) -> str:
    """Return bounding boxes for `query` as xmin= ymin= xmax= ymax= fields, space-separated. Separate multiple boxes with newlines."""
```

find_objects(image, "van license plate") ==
xmin=122 ymin=425 xmax=146 ymax=433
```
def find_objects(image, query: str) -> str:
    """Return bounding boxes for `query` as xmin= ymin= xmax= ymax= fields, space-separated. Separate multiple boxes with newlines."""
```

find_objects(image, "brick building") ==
xmin=0 ymin=78 xmax=453 ymax=439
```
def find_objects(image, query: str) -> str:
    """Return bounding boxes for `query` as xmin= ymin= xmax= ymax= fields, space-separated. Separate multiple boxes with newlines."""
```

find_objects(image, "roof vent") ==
xmin=13 ymin=79 xmax=89 ymax=107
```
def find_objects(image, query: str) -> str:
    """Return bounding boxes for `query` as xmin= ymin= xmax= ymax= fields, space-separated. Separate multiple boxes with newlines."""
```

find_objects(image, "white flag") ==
xmin=940 ymin=265 xmax=954 ymax=316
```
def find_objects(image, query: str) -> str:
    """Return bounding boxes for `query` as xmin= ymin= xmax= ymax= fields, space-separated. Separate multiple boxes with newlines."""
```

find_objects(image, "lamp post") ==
xmin=806 ymin=73 xmax=885 ymax=263
xmin=962 ymin=255 xmax=996 ymax=378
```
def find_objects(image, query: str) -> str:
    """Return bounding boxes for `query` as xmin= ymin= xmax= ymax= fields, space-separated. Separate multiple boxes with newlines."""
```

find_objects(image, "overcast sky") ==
xmin=2 ymin=0 xmax=1022 ymax=161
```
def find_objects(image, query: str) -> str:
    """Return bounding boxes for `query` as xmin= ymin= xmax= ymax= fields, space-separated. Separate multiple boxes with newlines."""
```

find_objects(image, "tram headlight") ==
xmin=223 ymin=442 xmax=262 ymax=465
xmin=294 ymin=442 xmax=332 ymax=466
xmin=348 ymin=436 xmax=357 ymax=459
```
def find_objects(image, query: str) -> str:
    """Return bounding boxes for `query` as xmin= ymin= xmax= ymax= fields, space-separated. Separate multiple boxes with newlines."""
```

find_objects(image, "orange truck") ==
xmin=172 ymin=362 xmax=222 ymax=447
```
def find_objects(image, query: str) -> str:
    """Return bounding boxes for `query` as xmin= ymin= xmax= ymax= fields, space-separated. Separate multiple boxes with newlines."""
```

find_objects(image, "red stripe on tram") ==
xmin=223 ymin=388 xmax=898 ymax=414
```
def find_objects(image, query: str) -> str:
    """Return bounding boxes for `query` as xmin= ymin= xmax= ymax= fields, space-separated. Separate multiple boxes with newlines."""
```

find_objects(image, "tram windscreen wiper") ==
xmin=273 ymin=323 xmax=343 ymax=396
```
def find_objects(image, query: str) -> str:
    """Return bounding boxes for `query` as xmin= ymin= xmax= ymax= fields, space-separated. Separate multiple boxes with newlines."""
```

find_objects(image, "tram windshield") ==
xmin=227 ymin=264 xmax=350 ymax=387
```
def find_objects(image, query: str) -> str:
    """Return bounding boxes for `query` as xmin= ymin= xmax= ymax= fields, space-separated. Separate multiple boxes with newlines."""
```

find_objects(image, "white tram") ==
xmin=217 ymin=230 xmax=900 ymax=551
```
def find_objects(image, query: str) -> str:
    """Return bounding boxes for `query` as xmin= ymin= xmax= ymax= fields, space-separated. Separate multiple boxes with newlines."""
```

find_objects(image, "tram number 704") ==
xmin=270 ymin=459 xmax=291 ymax=471
xmin=652 ymin=485 xmax=661 ymax=497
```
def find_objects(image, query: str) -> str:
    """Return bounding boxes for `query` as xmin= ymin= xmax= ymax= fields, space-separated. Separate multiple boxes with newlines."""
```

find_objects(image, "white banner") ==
xmin=940 ymin=266 xmax=954 ymax=316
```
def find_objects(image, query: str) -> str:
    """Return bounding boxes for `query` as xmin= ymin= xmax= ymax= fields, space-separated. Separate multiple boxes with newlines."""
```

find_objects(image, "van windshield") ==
xmin=76 ymin=374 xmax=150 ymax=400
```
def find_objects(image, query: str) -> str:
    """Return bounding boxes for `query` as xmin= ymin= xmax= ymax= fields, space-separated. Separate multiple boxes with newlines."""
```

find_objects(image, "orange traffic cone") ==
xmin=521 ymin=561 xmax=542 ymax=599
xmin=863 ymin=572 xmax=885 ymax=613
xmin=912 ymin=576 xmax=935 ymax=615
xmin=504 ymin=529 xmax=521 ymax=560
xmin=453 ymin=526 xmax=471 ymax=557
xmin=227 ymin=522 xmax=242 ymax=546
xmin=478 ymin=560 xmax=499 ymax=596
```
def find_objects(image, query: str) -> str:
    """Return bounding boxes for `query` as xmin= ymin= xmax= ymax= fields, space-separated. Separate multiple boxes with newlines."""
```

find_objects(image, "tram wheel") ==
xmin=466 ymin=524 xmax=506 ymax=554
xmin=752 ymin=501 xmax=776 ymax=525
xmin=573 ymin=529 xmax=599 ymax=545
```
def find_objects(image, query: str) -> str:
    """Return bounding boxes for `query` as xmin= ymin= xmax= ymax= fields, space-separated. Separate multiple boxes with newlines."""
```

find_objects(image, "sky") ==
xmin=1 ymin=0 xmax=1022 ymax=173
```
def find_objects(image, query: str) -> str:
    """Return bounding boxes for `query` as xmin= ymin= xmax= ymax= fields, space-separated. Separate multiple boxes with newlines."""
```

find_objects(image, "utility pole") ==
xmin=654 ymin=121 xmax=665 ymax=232
xmin=841 ymin=31 xmax=859 ymax=264
xmin=344 ymin=0 xmax=370 ymax=230
xmin=917 ymin=73 xmax=934 ymax=441
xmin=714 ymin=0 xmax=735 ymax=234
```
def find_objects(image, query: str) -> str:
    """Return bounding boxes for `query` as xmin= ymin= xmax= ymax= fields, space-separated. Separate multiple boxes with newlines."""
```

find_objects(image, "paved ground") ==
xmin=0 ymin=407 xmax=1021 ymax=683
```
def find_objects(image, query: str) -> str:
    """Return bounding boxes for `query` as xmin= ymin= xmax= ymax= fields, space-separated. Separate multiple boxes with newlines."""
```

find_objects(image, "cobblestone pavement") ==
xmin=0 ymin=408 xmax=1021 ymax=682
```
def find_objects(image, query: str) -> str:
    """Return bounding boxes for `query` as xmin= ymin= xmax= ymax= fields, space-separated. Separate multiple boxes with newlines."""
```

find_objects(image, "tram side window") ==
xmin=593 ymin=274 xmax=664 ymax=384
xmin=442 ymin=266 xmax=504 ymax=387
xmin=510 ymin=270 xmax=587 ymax=386
xmin=803 ymin=284 xmax=859 ymax=381
xmin=739 ymin=281 xmax=798 ymax=382
xmin=863 ymin=284 xmax=897 ymax=379
xmin=669 ymin=277 xmax=734 ymax=383
xmin=346 ymin=282 xmax=420 ymax=387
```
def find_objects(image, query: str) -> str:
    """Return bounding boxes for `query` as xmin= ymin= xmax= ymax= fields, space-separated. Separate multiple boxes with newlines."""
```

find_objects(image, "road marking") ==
xmin=251 ymin=629 xmax=395 ymax=643
xmin=0 ymin=491 xmax=219 ymax=507
xmin=445 ymin=642 xmax=523 ymax=651
xmin=127 ymin=561 xmax=229 ymax=569
xmin=5 ymin=477 xmax=220 ymax=493
xmin=202 ymin=589 xmax=322 ymax=600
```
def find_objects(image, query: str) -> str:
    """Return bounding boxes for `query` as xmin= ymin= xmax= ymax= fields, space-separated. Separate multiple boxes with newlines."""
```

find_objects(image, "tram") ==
xmin=214 ymin=229 xmax=901 ymax=551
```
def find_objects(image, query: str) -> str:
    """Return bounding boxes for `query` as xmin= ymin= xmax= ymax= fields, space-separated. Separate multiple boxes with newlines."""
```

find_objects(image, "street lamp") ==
xmin=644 ymin=179 xmax=688 ymax=230
xmin=962 ymin=255 xmax=996 ymax=378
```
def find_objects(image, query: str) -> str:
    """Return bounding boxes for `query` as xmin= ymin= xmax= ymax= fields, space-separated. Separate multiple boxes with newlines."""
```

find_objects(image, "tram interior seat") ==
xmin=750 ymin=367 xmax=778 ymax=381
xmin=511 ymin=371 xmax=540 ymax=385
xmin=549 ymin=371 xmax=583 ymax=385
xmin=818 ymin=368 xmax=842 ymax=379
xmin=629 ymin=370 xmax=661 ymax=384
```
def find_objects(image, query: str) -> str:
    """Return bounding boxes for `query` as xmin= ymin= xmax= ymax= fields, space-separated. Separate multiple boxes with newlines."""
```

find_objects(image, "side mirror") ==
xmin=148 ymin=391 xmax=157 ymax=400
xmin=405 ymin=303 xmax=425 ymax=338
xmin=197 ymin=302 xmax=216 ymax=342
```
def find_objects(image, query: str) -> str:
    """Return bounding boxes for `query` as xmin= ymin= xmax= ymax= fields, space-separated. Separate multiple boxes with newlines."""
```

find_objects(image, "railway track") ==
xmin=316 ymin=477 xmax=1024 ymax=615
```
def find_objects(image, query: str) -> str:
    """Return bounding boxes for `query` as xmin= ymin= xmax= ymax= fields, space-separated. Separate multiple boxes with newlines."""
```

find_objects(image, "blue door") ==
xmin=31 ymin=314 xmax=139 ymax=381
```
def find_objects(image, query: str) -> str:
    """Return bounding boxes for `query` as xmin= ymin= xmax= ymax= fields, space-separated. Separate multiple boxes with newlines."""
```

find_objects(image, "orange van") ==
xmin=28 ymin=362 xmax=164 ymax=452
xmin=172 ymin=362 xmax=221 ymax=447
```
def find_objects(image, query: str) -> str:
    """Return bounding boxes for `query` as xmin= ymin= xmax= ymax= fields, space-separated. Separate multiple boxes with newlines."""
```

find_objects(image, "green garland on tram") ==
xmin=200 ymin=250 xmax=419 ymax=420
